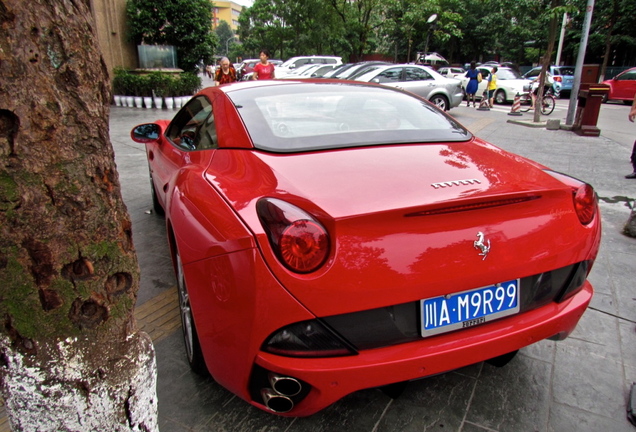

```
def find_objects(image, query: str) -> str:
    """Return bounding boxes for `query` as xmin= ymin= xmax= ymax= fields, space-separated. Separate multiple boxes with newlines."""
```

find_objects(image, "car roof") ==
xmin=354 ymin=63 xmax=444 ymax=80
xmin=212 ymin=79 xmax=470 ymax=153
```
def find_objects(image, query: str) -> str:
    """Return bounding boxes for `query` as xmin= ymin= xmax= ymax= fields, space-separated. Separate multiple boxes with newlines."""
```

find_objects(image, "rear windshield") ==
xmin=497 ymin=68 xmax=523 ymax=80
xmin=554 ymin=67 xmax=575 ymax=76
xmin=227 ymin=83 xmax=471 ymax=153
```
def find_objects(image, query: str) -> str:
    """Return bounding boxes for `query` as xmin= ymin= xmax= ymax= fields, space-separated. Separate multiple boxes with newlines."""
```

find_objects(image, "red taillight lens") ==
xmin=573 ymin=183 xmax=596 ymax=225
xmin=544 ymin=171 xmax=597 ymax=225
xmin=554 ymin=76 xmax=563 ymax=82
xmin=257 ymin=198 xmax=330 ymax=273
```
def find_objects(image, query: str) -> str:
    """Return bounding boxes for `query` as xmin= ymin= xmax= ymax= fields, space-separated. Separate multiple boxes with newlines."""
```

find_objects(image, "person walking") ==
xmin=252 ymin=49 xmax=276 ymax=80
xmin=626 ymin=93 xmax=636 ymax=179
xmin=487 ymin=66 xmax=498 ymax=108
xmin=214 ymin=57 xmax=237 ymax=86
xmin=464 ymin=62 xmax=481 ymax=107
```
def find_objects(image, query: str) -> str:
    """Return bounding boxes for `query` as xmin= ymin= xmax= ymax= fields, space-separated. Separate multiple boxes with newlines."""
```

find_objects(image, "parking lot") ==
xmin=103 ymin=90 xmax=636 ymax=432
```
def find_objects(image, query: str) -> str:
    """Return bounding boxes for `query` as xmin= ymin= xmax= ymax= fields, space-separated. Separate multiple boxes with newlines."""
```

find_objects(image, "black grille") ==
xmin=321 ymin=262 xmax=589 ymax=351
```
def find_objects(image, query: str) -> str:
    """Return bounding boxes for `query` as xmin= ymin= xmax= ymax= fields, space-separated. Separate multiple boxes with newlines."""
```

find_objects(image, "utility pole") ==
xmin=555 ymin=13 xmax=568 ymax=66
xmin=566 ymin=0 xmax=595 ymax=125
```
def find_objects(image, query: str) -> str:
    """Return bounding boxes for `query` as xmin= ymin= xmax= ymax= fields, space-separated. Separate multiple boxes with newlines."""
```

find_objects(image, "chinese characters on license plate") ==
xmin=420 ymin=280 xmax=520 ymax=337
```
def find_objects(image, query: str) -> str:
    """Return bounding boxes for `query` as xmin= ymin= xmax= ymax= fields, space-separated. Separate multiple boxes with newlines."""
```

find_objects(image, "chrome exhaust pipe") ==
xmin=261 ymin=388 xmax=294 ymax=413
xmin=268 ymin=373 xmax=302 ymax=397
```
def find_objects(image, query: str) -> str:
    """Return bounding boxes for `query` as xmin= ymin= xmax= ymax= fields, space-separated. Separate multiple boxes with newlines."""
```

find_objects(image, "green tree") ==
xmin=238 ymin=0 xmax=343 ymax=60
xmin=126 ymin=0 xmax=218 ymax=72
xmin=215 ymin=20 xmax=235 ymax=56
xmin=237 ymin=0 xmax=636 ymax=66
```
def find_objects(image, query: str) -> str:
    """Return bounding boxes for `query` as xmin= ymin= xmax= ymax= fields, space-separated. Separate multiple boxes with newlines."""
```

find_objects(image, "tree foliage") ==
xmin=236 ymin=0 xmax=635 ymax=66
xmin=215 ymin=21 xmax=235 ymax=57
xmin=126 ymin=0 xmax=218 ymax=72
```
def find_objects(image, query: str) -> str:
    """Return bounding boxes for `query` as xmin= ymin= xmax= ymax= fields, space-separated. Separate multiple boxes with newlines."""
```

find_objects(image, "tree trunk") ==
xmin=0 ymin=1 xmax=158 ymax=430
xmin=597 ymin=0 xmax=619 ymax=82
xmin=533 ymin=2 xmax=559 ymax=123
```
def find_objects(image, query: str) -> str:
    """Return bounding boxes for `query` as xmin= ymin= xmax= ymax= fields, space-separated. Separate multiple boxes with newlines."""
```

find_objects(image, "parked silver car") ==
xmin=353 ymin=64 xmax=464 ymax=110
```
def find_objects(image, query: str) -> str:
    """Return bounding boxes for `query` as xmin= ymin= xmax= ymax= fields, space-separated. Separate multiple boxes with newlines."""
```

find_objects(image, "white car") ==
xmin=438 ymin=66 xmax=466 ymax=79
xmin=354 ymin=64 xmax=464 ymax=111
xmin=461 ymin=66 xmax=531 ymax=104
xmin=278 ymin=63 xmax=335 ymax=79
xmin=276 ymin=55 xmax=342 ymax=78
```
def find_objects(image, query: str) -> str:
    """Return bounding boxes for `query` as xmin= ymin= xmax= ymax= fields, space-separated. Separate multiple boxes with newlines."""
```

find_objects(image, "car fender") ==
xmin=165 ymin=161 xmax=256 ymax=267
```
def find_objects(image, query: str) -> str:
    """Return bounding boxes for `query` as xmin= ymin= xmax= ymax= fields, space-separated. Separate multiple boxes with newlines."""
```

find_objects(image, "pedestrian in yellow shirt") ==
xmin=487 ymin=66 xmax=498 ymax=108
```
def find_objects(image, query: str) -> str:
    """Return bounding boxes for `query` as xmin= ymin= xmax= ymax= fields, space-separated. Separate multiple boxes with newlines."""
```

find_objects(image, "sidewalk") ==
xmin=109 ymin=98 xmax=636 ymax=432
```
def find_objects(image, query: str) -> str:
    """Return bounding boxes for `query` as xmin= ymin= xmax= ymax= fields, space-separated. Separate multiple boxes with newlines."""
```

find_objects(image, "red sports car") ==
xmin=602 ymin=67 xmax=636 ymax=104
xmin=131 ymin=79 xmax=601 ymax=416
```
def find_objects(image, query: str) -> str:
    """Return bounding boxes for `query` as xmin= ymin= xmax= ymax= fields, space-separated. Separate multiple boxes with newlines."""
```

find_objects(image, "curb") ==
xmin=507 ymin=118 xmax=573 ymax=131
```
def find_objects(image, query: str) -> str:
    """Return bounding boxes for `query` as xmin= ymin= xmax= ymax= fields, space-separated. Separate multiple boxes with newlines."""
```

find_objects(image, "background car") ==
xmin=322 ymin=61 xmax=391 ymax=80
xmin=602 ymin=67 xmax=636 ymax=104
xmin=130 ymin=80 xmax=601 ymax=417
xmin=281 ymin=63 xmax=336 ymax=79
xmin=354 ymin=64 xmax=464 ymax=110
xmin=237 ymin=58 xmax=282 ymax=80
xmin=524 ymin=66 xmax=575 ymax=97
xmin=438 ymin=66 xmax=466 ymax=79
xmin=461 ymin=66 xmax=531 ymax=104
xmin=275 ymin=55 xmax=343 ymax=78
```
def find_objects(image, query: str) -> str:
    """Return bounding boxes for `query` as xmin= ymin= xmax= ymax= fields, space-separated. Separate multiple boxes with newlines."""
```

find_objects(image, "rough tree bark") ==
xmin=0 ymin=1 xmax=158 ymax=430
xmin=533 ymin=0 xmax=559 ymax=124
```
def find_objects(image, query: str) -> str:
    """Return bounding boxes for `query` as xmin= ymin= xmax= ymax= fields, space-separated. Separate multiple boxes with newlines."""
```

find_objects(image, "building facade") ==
xmin=212 ymin=1 xmax=243 ymax=31
xmin=89 ymin=0 xmax=244 ymax=78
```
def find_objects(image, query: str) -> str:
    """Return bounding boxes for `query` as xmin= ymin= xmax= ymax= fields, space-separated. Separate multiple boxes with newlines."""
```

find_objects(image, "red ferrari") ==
xmin=131 ymin=79 xmax=601 ymax=416
xmin=602 ymin=67 xmax=636 ymax=104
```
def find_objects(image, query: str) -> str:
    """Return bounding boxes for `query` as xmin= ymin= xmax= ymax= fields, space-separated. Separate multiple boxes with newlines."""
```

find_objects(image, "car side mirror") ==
xmin=372 ymin=78 xmax=380 ymax=83
xmin=131 ymin=123 xmax=161 ymax=143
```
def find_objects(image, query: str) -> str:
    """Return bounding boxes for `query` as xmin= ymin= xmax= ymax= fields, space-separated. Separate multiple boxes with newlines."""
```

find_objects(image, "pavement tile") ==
xmin=466 ymin=355 xmax=552 ymax=432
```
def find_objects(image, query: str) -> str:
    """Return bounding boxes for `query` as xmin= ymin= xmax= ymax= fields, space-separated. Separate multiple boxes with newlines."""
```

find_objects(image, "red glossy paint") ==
xmin=131 ymin=80 xmax=602 ymax=417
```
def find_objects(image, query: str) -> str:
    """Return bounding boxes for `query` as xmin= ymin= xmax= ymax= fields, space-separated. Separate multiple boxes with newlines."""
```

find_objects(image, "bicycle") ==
xmin=518 ymin=83 xmax=556 ymax=115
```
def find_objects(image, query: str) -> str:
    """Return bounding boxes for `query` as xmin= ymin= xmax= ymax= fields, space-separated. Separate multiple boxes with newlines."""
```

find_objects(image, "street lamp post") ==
xmin=423 ymin=14 xmax=438 ymax=59
xmin=225 ymin=36 xmax=235 ymax=56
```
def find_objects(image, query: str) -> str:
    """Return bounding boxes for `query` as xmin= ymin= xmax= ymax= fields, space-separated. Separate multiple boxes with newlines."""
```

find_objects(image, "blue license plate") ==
xmin=420 ymin=280 xmax=520 ymax=337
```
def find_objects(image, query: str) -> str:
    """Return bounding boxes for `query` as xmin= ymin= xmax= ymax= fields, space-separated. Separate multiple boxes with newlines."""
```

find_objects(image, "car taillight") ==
xmin=573 ymin=183 xmax=596 ymax=225
xmin=257 ymin=198 xmax=330 ymax=273
xmin=263 ymin=320 xmax=357 ymax=357
xmin=554 ymin=76 xmax=563 ymax=82
xmin=544 ymin=171 xmax=598 ymax=225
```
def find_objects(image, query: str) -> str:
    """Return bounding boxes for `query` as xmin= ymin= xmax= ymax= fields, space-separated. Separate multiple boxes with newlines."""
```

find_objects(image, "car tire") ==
xmin=149 ymin=172 xmax=165 ymax=216
xmin=495 ymin=90 xmax=507 ymax=105
xmin=175 ymin=246 xmax=208 ymax=376
xmin=429 ymin=94 xmax=449 ymax=111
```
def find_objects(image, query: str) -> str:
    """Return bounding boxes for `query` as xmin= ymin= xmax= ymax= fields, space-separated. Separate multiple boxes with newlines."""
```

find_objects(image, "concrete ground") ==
xmin=74 ymin=86 xmax=636 ymax=431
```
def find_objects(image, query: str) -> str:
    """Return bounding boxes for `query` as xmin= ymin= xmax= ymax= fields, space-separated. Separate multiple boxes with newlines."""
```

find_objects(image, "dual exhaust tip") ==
xmin=261 ymin=373 xmax=303 ymax=413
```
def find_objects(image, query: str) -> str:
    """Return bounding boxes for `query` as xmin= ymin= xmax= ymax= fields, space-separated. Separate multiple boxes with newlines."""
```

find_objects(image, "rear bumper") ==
xmin=253 ymin=282 xmax=592 ymax=416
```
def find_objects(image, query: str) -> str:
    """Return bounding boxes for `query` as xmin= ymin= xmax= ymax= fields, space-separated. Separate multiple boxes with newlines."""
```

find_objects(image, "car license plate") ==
xmin=420 ymin=280 xmax=520 ymax=337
